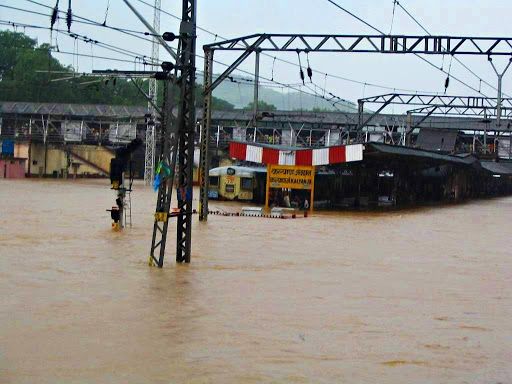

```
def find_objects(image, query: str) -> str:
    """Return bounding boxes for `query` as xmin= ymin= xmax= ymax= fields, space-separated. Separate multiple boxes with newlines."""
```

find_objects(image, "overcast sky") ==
xmin=2 ymin=0 xmax=512 ymax=109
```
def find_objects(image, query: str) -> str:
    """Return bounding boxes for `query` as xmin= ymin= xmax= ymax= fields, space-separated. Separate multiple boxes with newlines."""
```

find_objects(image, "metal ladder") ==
xmin=123 ymin=189 xmax=133 ymax=228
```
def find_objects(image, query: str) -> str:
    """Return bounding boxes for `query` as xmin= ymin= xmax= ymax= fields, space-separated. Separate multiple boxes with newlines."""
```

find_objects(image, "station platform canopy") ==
xmin=229 ymin=141 xmax=363 ymax=166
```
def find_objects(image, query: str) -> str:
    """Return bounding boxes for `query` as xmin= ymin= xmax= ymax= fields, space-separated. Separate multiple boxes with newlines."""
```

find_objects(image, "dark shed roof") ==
xmin=366 ymin=142 xmax=477 ymax=165
xmin=416 ymin=128 xmax=459 ymax=152
xmin=480 ymin=161 xmax=512 ymax=175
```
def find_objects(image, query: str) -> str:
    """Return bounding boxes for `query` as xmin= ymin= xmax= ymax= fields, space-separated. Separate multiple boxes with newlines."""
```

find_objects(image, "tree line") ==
xmin=0 ymin=30 xmax=247 ymax=110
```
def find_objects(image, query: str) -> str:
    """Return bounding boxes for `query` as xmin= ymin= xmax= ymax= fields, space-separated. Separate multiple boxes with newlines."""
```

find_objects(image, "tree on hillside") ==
xmin=243 ymin=100 xmax=277 ymax=111
xmin=0 ymin=30 xmax=235 ymax=110
xmin=193 ymin=85 xmax=234 ymax=110
xmin=0 ymin=30 xmax=147 ymax=105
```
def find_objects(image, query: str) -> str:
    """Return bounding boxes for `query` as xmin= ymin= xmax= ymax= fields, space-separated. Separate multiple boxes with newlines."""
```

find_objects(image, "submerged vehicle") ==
xmin=208 ymin=165 xmax=335 ymax=207
xmin=208 ymin=165 xmax=267 ymax=202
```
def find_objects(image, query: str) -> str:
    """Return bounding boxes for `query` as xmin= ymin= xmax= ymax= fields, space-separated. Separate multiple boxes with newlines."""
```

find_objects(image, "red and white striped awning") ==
xmin=229 ymin=142 xmax=363 ymax=166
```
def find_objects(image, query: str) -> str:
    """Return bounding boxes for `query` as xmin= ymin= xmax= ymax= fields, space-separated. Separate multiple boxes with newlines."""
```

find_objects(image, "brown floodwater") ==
xmin=1 ymin=178 xmax=511 ymax=383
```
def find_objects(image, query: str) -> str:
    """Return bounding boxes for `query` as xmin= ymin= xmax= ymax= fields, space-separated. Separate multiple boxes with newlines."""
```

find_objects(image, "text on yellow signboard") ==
xmin=268 ymin=165 xmax=314 ymax=190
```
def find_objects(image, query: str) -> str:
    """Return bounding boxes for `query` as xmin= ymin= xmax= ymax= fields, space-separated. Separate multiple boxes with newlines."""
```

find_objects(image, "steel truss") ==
xmin=359 ymin=93 xmax=512 ymax=110
xmin=199 ymin=33 xmax=512 ymax=221
xmin=406 ymin=105 xmax=512 ymax=118
xmin=357 ymin=93 xmax=512 ymax=135
xmin=205 ymin=34 xmax=512 ymax=55
xmin=149 ymin=0 xmax=197 ymax=266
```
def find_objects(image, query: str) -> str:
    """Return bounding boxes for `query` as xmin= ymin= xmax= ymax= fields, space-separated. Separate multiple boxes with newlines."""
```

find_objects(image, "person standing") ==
xmin=283 ymin=192 xmax=291 ymax=208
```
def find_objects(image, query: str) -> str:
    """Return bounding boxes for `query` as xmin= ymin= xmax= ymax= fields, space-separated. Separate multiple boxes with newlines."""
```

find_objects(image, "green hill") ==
xmin=206 ymin=76 xmax=358 ymax=112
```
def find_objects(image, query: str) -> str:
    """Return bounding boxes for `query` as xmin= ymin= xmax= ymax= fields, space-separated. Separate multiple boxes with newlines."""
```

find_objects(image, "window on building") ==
xmin=209 ymin=176 xmax=219 ymax=186
xmin=240 ymin=177 xmax=253 ymax=190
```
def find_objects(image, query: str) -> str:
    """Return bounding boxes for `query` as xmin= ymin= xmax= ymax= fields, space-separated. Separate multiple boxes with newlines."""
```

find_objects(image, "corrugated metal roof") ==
xmin=480 ymin=161 xmax=512 ymax=175
xmin=416 ymin=128 xmax=459 ymax=152
xmin=2 ymin=102 xmax=511 ymax=131
xmin=0 ymin=101 xmax=148 ymax=118
xmin=366 ymin=142 xmax=477 ymax=165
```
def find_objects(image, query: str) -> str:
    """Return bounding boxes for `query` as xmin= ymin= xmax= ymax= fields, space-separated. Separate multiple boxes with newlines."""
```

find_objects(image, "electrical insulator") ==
xmin=162 ymin=32 xmax=177 ymax=42
xmin=50 ymin=0 xmax=59 ymax=30
xmin=444 ymin=76 xmax=450 ymax=90
xmin=161 ymin=61 xmax=175 ymax=72
xmin=66 ymin=0 xmax=72 ymax=32
xmin=300 ymin=69 xmax=305 ymax=85
xmin=307 ymin=67 xmax=313 ymax=81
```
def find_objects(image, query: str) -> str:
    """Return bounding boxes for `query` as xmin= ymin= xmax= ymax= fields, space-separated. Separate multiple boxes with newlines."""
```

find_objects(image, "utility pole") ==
xmin=122 ymin=0 xmax=197 ymax=265
xmin=198 ymin=50 xmax=213 ymax=222
xmin=149 ymin=0 xmax=197 ymax=266
xmin=144 ymin=0 xmax=161 ymax=186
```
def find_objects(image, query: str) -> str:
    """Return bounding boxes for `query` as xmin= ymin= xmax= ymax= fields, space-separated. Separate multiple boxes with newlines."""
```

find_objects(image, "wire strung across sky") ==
xmin=393 ymin=0 xmax=509 ymax=98
xmin=0 ymin=20 xmax=157 ymax=63
xmin=7 ymin=0 xmax=456 ymax=106
xmin=3 ymin=0 xmax=484 ymax=111
xmin=1 ymin=18 xmax=352 ymax=110
xmin=1 ymin=5 xmax=358 ymax=111
xmin=131 ymin=0 xmax=443 ymax=95
xmin=324 ymin=0 xmax=498 ymax=98
xmin=2 ymin=2 xmax=158 ymax=44
xmin=4 ymin=0 xmax=502 ymax=100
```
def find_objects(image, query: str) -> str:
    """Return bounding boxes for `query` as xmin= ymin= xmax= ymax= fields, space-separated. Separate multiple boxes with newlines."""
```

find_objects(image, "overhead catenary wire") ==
xmin=1 ymin=21 xmax=342 ymax=109
xmin=131 ymin=0 xmax=442 ymax=95
xmin=7 ymin=2 xmax=159 ymax=41
xmin=2 ymin=20 xmax=319 ymax=90
xmin=3 ymin=4 xmax=360 ymax=110
xmin=0 ymin=41 xmax=155 ymax=65
xmin=389 ymin=0 xmax=397 ymax=35
xmin=1 ymin=7 xmax=354 ymax=110
xmin=6 ymin=0 xmax=440 ymax=103
xmin=103 ymin=0 xmax=111 ymax=26
xmin=394 ymin=0 xmax=510 ymax=98
xmin=324 ymin=0 xmax=491 ymax=97
xmin=0 ymin=20 xmax=157 ymax=65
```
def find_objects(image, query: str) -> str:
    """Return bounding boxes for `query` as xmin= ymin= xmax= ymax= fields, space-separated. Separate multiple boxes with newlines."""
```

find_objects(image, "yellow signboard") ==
xmin=268 ymin=164 xmax=314 ymax=190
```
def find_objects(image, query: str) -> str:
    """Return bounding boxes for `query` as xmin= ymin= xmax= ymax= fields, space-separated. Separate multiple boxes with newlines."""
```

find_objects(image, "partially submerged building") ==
xmin=226 ymin=140 xmax=512 ymax=209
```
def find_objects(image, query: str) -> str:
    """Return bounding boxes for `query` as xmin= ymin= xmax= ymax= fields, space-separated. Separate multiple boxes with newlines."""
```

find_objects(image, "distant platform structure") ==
xmin=2 ymin=101 xmax=510 ymax=149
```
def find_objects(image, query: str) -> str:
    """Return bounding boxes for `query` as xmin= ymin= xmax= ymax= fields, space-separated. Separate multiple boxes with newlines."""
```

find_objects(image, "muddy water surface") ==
xmin=1 ymin=179 xmax=511 ymax=383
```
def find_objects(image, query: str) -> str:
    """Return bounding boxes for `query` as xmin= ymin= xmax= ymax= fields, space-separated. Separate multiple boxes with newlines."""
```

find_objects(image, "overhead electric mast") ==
xmin=144 ymin=0 xmax=161 ymax=186
xmin=149 ymin=0 xmax=197 ymax=266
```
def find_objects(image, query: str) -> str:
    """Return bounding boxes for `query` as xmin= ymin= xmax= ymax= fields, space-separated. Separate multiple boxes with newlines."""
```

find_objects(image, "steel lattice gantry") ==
xmin=144 ymin=0 xmax=162 ymax=186
xmin=198 ymin=33 xmax=512 ymax=221
xmin=149 ymin=0 xmax=196 ymax=266
xmin=357 ymin=93 xmax=512 ymax=132
xmin=204 ymin=34 xmax=512 ymax=55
